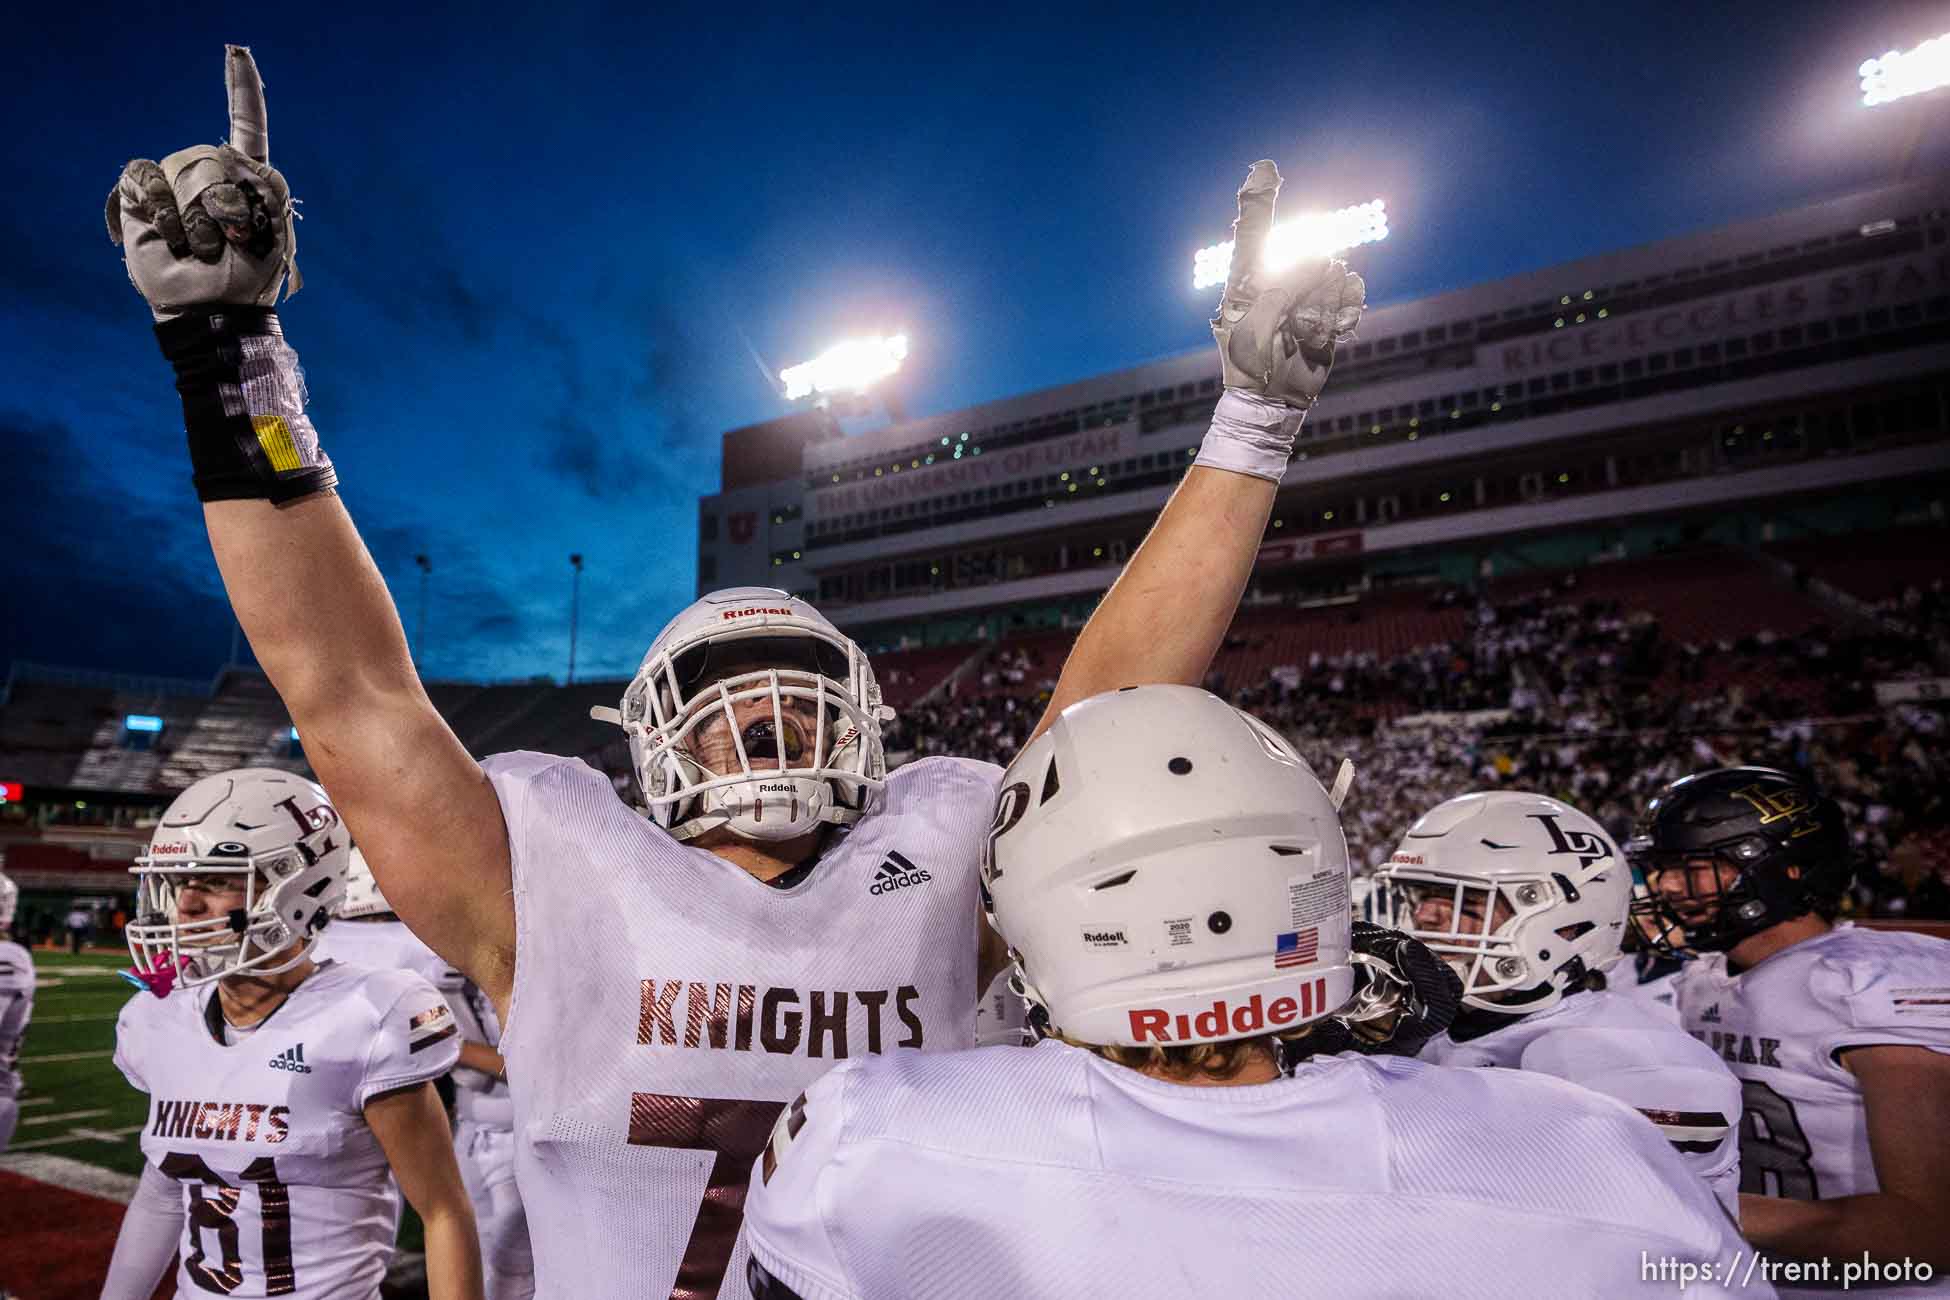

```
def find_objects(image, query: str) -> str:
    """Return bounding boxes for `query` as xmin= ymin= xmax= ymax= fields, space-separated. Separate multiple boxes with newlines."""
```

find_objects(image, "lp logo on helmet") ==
xmin=1731 ymin=784 xmax=1820 ymax=836
xmin=1529 ymin=813 xmax=1613 ymax=869
xmin=275 ymin=796 xmax=339 ymax=835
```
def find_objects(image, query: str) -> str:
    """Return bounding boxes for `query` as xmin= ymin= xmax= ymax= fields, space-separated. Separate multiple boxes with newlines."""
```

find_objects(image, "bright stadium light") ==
xmin=780 ymin=333 xmax=910 ymax=401
xmin=1861 ymin=32 xmax=1950 ymax=106
xmin=1192 ymin=199 xmax=1389 ymax=290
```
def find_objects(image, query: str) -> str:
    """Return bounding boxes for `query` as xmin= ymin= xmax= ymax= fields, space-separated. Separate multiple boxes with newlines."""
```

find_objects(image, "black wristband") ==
xmin=155 ymin=307 xmax=338 ymax=504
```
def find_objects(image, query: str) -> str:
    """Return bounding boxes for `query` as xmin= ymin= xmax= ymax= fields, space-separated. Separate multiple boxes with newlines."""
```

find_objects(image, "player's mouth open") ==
xmin=740 ymin=718 xmax=807 ymax=767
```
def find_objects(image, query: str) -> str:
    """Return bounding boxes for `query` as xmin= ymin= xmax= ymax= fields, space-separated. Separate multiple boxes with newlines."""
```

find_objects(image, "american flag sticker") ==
xmin=1275 ymin=927 xmax=1318 ymax=969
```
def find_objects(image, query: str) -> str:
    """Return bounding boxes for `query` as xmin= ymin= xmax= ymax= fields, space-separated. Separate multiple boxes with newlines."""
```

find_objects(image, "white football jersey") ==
xmin=1421 ymin=989 xmax=1743 ymax=1213
xmin=1674 ymin=926 xmax=1950 ymax=1203
xmin=0 ymin=939 xmax=34 ymax=1100
xmin=434 ymin=959 xmax=513 ymax=1128
xmin=1614 ymin=956 xmax=1685 ymax=1026
xmin=309 ymin=916 xmax=440 ymax=978
xmin=738 ymin=1041 xmax=1767 ymax=1300
xmin=486 ymin=750 xmax=1000 ymax=1300
xmin=113 ymin=959 xmax=461 ymax=1299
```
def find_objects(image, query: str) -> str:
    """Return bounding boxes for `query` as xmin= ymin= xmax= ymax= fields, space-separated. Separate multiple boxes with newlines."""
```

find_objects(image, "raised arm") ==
xmin=108 ymin=47 xmax=514 ymax=1001
xmin=1031 ymin=161 xmax=1365 ymax=742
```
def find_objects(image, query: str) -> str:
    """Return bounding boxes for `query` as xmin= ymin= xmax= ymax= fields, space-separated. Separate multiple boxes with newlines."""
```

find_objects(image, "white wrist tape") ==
xmin=1193 ymin=389 xmax=1306 ymax=482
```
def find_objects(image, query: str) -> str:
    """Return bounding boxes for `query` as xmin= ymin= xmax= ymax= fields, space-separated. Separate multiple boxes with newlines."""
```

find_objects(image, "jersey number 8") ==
xmin=159 ymin=1152 xmax=295 ymax=1295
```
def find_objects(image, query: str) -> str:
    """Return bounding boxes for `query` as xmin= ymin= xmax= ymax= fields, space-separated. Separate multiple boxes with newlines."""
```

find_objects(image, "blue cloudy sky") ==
xmin=4 ymin=0 xmax=1943 ymax=681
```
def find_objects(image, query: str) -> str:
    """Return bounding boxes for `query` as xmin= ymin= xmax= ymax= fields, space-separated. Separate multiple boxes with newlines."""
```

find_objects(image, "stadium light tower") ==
xmin=1860 ymin=31 xmax=1950 ymax=181
xmin=779 ymin=333 xmax=910 ymax=419
xmin=1860 ymin=32 xmax=1950 ymax=106
xmin=1191 ymin=199 xmax=1389 ymax=291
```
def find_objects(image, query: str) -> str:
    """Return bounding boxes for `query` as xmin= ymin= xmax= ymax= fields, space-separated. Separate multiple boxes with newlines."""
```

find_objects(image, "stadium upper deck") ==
xmin=699 ymin=175 xmax=1950 ymax=642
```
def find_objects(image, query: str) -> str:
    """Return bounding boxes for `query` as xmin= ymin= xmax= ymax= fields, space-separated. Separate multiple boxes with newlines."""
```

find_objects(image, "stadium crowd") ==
xmin=885 ymin=575 xmax=1950 ymax=918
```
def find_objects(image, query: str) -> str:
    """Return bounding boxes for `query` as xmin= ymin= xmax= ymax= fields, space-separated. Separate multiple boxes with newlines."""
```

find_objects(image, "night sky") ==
xmin=5 ymin=1 xmax=1944 ymax=682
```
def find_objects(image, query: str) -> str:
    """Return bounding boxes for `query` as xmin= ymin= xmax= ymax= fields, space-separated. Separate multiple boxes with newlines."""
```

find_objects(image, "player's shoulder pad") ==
xmin=1809 ymin=927 xmax=1950 ymax=1034
xmin=886 ymin=754 xmax=1004 ymax=795
xmin=340 ymin=964 xmax=461 ymax=1104
xmin=113 ymin=984 xmax=186 ymax=1091
xmin=0 ymin=940 xmax=33 ymax=989
xmin=880 ymin=755 xmax=1005 ymax=830
xmin=481 ymin=748 xmax=604 ymax=788
xmin=745 ymin=1062 xmax=863 ymax=1299
xmin=482 ymin=748 xmax=617 ymax=840
xmin=1379 ymin=1054 xmax=1724 ymax=1223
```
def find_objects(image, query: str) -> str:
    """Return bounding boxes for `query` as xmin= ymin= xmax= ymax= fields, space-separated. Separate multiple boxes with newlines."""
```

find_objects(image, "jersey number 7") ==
xmin=628 ymin=1092 xmax=787 ymax=1300
xmin=158 ymin=1152 xmax=294 ymax=1295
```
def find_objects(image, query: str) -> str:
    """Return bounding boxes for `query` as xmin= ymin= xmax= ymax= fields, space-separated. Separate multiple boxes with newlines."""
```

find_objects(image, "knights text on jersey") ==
xmin=0 ymin=940 xmax=35 ymax=1100
xmin=1421 ymin=989 xmax=1743 ymax=1213
xmin=737 ymin=1041 xmax=1768 ymax=1300
xmin=112 ymin=960 xmax=461 ymax=1299
xmin=1674 ymin=926 xmax=1950 ymax=1206
xmin=485 ymin=749 xmax=1001 ymax=1300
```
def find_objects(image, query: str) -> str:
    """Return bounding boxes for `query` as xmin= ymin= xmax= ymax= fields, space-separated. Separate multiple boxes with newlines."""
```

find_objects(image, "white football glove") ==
xmin=106 ymin=45 xmax=300 ymax=321
xmin=1210 ymin=160 xmax=1365 ymax=409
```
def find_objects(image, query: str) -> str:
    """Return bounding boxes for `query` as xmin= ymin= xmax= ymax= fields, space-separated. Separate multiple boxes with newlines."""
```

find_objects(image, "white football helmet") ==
xmin=126 ymin=768 xmax=350 ymax=988
xmin=335 ymin=846 xmax=394 ymax=920
xmin=984 ymin=685 xmax=1357 ymax=1048
xmin=0 ymin=870 xmax=16 ymax=930
xmin=593 ymin=587 xmax=892 ymax=843
xmin=1373 ymin=791 xmax=1629 ymax=1015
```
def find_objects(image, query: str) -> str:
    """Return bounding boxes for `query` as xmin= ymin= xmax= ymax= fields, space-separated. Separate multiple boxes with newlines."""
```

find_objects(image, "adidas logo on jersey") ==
xmin=1700 ymin=1003 xmax=1721 ymax=1023
xmin=869 ymin=851 xmax=931 ymax=895
xmin=268 ymin=1043 xmax=312 ymax=1074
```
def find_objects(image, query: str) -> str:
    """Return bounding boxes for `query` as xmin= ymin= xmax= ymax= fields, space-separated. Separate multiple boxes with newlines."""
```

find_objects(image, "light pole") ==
xmin=568 ymin=554 xmax=584 ymax=685
xmin=414 ymin=554 xmax=431 ymax=670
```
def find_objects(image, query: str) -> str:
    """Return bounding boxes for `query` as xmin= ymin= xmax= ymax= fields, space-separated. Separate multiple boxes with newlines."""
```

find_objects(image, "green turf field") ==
xmin=12 ymin=947 xmax=149 ymax=1174
xmin=15 ymin=947 xmax=427 ymax=1255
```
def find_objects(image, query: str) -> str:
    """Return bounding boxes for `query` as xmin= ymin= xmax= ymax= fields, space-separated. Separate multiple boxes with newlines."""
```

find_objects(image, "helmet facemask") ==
xmin=1377 ymin=872 xmax=1564 ymax=1012
xmin=1626 ymin=841 xmax=1774 ymax=957
xmin=617 ymin=627 xmax=887 ymax=843
xmin=128 ymin=849 xmax=316 ymax=988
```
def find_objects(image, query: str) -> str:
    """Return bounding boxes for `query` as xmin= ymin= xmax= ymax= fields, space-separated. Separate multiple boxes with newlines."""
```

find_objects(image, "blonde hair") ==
xmin=1065 ymin=1022 xmax=1334 ymax=1082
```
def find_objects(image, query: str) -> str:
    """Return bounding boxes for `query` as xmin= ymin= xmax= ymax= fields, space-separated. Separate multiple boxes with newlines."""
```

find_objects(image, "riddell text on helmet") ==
xmin=1128 ymin=977 xmax=1330 ymax=1043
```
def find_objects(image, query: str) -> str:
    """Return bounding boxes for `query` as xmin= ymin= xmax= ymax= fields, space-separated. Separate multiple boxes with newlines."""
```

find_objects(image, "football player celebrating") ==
xmin=0 ymin=871 xmax=33 ymax=1154
xmin=738 ymin=688 xmax=1765 ymax=1300
xmin=1374 ymin=791 xmax=1743 ymax=1212
xmin=105 ymin=46 xmax=1360 ymax=1296
xmin=1632 ymin=766 xmax=1950 ymax=1290
xmin=102 ymin=769 xmax=483 ymax=1300
xmin=321 ymin=850 xmax=534 ymax=1300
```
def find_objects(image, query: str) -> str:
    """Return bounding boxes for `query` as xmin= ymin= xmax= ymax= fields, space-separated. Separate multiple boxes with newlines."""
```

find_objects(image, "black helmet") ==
xmin=1626 ymin=766 xmax=1850 ymax=956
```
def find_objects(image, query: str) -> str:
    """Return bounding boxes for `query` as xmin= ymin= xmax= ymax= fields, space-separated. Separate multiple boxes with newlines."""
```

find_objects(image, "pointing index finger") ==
xmin=1225 ymin=160 xmax=1281 ymax=298
xmin=225 ymin=45 xmax=269 ymax=163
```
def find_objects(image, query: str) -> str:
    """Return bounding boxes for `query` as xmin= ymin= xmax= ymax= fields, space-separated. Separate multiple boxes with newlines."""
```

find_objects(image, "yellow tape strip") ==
xmin=251 ymin=416 xmax=302 ymax=472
